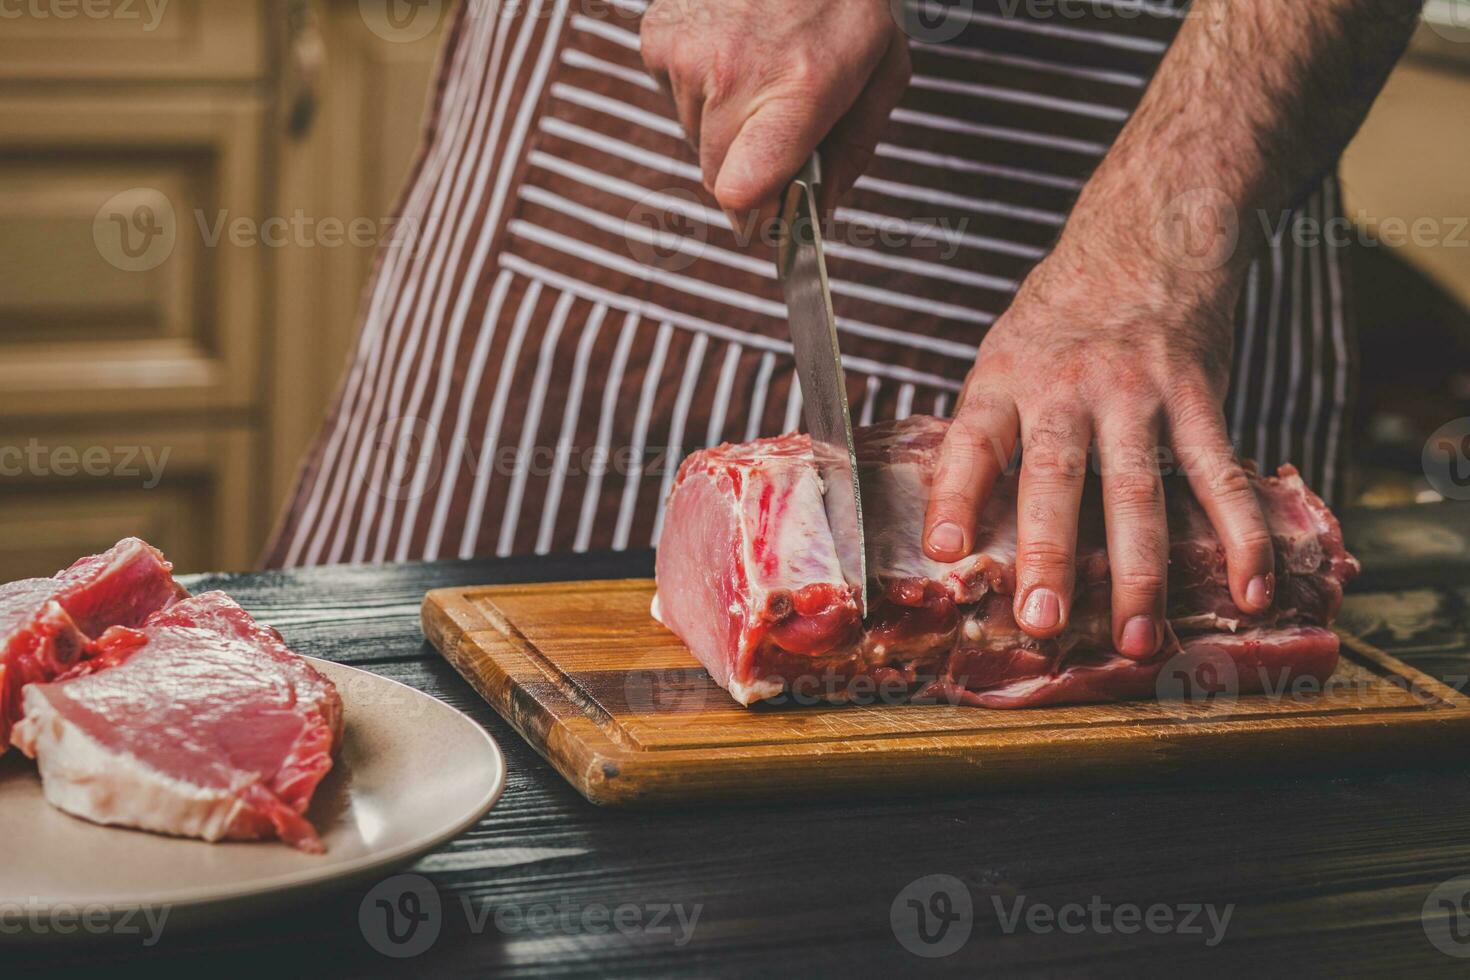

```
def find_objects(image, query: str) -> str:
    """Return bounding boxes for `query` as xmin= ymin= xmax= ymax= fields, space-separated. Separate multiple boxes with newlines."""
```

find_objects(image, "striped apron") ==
xmin=264 ymin=0 xmax=1355 ymax=568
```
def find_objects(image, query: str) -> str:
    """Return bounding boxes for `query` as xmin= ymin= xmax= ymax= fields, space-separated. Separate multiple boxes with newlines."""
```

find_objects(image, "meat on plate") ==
xmin=1 ymin=539 xmax=342 ymax=852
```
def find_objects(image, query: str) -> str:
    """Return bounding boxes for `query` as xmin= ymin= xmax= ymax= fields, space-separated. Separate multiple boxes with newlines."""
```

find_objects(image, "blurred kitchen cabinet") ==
xmin=0 ymin=3 xmax=265 ymax=82
xmin=0 ymin=0 xmax=444 ymax=576
xmin=0 ymin=426 xmax=257 ymax=582
xmin=0 ymin=94 xmax=263 ymax=418
xmin=0 ymin=0 xmax=271 ymax=576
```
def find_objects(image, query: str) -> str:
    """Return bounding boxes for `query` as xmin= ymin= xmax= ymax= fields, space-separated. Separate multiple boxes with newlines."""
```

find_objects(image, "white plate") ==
xmin=0 ymin=658 xmax=505 ymax=933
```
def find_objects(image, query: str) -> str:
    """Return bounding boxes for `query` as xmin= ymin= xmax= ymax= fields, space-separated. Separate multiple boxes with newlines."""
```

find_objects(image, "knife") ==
xmin=776 ymin=153 xmax=870 ymax=617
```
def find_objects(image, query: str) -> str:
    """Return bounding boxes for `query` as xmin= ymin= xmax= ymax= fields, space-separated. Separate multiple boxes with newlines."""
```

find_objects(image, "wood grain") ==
xmin=18 ymin=519 xmax=1470 ymax=977
xmin=424 ymin=578 xmax=1470 ymax=805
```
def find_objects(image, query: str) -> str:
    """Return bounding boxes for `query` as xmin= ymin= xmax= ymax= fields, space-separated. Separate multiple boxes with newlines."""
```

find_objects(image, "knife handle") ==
xmin=777 ymin=152 xmax=825 ymax=279
xmin=797 ymin=152 xmax=823 ymax=191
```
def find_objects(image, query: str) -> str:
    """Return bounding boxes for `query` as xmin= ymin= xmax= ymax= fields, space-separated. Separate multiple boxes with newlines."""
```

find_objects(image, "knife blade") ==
xmin=776 ymin=153 xmax=869 ymax=616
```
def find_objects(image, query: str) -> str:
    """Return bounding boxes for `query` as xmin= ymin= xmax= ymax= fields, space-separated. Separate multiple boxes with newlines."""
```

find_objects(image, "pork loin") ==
xmin=0 ymin=538 xmax=186 ymax=749
xmin=653 ymin=415 xmax=1360 ymax=708
xmin=11 ymin=591 xmax=343 ymax=853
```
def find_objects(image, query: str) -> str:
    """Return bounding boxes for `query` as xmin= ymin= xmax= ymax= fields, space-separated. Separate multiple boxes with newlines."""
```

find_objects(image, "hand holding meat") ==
xmin=924 ymin=0 xmax=1424 ymax=660
xmin=639 ymin=0 xmax=910 ymax=223
xmin=654 ymin=417 xmax=1358 ymax=709
xmin=924 ymin=237 xmax=1269 ymax=661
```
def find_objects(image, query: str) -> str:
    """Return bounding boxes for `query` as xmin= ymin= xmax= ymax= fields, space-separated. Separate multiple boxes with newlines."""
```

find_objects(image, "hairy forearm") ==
xmin=930 ymin=1 xmax=1416 ymax=642
xmin=1056 ymin=0 xmax=1422 ymax=290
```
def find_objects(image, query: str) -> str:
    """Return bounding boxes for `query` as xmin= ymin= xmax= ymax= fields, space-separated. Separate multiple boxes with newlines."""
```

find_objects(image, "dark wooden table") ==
xmin=18 ymin=503 xmax=1470 ymax=977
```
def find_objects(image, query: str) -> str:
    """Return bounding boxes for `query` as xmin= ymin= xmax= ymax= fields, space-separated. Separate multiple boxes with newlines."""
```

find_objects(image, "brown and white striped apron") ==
xmin=265 ymin=0 xmax=1355 ymax=568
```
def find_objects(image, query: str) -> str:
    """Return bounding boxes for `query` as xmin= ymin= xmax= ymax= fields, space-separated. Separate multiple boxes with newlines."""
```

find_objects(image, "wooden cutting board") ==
xmin=422 ymin=579 xmax=1470 ymax=805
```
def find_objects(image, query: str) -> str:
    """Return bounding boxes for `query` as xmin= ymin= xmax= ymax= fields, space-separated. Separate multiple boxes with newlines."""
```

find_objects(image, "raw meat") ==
xmin=11 ymin=591 xmax=343 ymax=853
xmin=653 ymin=415 xmax=1360 ymax=708
xmin=0 ymin=538 xmax=186 ymax=749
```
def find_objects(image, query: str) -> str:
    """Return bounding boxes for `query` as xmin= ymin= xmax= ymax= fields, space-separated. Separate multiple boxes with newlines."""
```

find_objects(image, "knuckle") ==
xmin=932 ymin=450 xmax=978 ymax=491
xmin=703 ymin=50 xmax=742 ymax=105
xmin=1113 ymin=570 xmax=1167 ymax=600
xmin=943 ymin=427 xmax=1001 ymax=472
xmin=1025 ymin=447 xmax=1087 ymax=483
xmin=928 ymin=488 xmax=976 ymax=514
xmin=1168 ymin=382 xmax=1224 ymax=430
xmin=966 ymin=436 xmax=1003 ymax=471
xmin=946 ymin=409 xmax=987 ymax=440
xmin=1021 ymin=541 xmax=1075 ymax=573
xmin=1024 ymin=421 xmax=1088 ymax=480
xmin=1102 ymin=377 xmax=1163 ymax=414
xmin=1206 ymin=462 xmax=1255 ymax=505
xmin=1107 ymin=471 xmax=1163 ymax=514
xmin=663 ymin=54 xmax=699 ymax=96
xmin=640 ymin=45 xmax=666 ymax=75
xmin=957 ymin=385 xmax=1010 ymax=420
xmin=1234 ymin=527 xmax=1275 ymax=559
xmin=948 ymin=403 xmax=1013 ymax=465
xmin=1104 ymin=368 xmax=1154 ymax=403
xmin=639 ymin=15 xmax=675 ymax=68
xmin=779 ymin=51 xmax=824 ymax=91
xmin=1027 ymin=408 xmax=1086 ymax=447
xmin=1098 ymin=440 xmax=1160 ymax=481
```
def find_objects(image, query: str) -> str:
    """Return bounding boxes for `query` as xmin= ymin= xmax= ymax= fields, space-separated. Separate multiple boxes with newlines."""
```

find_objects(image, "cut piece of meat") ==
xmin=0 ymin=538 xmax=186 ymax=750
xmin=932 ymin=616 xmax=1343 ymax=709
xmin=10 ymin=591 xmax=343 ymax=853
xmin=653 ymin=416 xmax=1360 ymax=709
xmin=651 ymin=431 xmax=862 ymax=703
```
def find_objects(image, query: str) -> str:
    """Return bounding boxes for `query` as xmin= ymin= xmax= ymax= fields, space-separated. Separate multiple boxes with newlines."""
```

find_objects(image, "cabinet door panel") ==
xmin=0 ymin=96 xmax=263 ymax=418
xmin=0 ymin=426 xmax=259 ymax=579
xmin=0 ymin=2 xmax=265 ymax=81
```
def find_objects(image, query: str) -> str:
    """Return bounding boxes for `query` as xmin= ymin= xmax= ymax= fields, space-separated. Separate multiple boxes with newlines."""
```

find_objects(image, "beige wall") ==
xmin=1341 ymin=27 xmax=1470 ymax=311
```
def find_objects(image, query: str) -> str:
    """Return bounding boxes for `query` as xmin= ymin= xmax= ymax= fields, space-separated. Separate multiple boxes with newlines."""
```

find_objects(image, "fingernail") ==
xmin=1120 ymin=616 xmax=1158 ymax=659
xmin=1021 ymin=588 xmax=1061 ymax=631
xmin=927 ymin=521 xmax=965 ymax=556
xmin=1246 ymin=574 xmax=1273 ymax=611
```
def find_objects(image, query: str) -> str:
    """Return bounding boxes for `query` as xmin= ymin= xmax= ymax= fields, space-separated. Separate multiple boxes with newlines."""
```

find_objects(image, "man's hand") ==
xmin=922 ymin=0 xmax=1420 ymax=658
xmin=923 ymin=242 xmax=1274 ymax=660
xmin=640 ymin=0 xmax=910 ymax=225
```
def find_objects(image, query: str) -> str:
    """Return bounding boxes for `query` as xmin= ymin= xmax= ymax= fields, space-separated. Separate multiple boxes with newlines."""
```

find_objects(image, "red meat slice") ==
xmin=931 ymin=616 xmax=1344 ymax=709
xmin=653 ymin=416 xmax=1360 ymax=708
xmin=0 ymin=538 xmax=186 ymax=749
xmin=10 ymin=591 xmax=343 ymax=853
